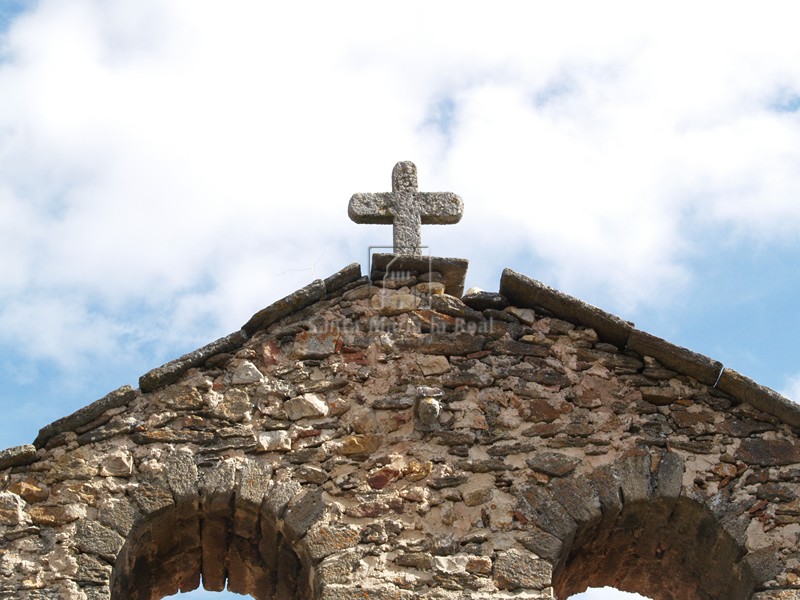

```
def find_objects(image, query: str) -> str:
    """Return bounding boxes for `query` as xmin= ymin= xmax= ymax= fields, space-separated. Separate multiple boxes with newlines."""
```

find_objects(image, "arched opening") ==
xmin=163 ymin=587 xmax=254 ymax=599
xmin=570 ymin=588 xmax=651 ymax=599
xmin=554 ymin=496 xmax=753 ymax=600
xmin=111 ymin=503 xmax=307 ymax=600
xmin=110 ymin=469 xmax=312 ymax=600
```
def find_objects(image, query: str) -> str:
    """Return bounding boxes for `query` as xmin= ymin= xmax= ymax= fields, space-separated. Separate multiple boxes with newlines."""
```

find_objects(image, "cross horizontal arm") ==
xmin=417 ymin=192 xmax=464 ymax=224
xmin=348 ymin=193 xmax=397 ymax=224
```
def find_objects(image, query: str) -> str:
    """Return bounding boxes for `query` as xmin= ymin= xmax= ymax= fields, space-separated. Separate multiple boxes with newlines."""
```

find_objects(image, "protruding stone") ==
xmin=627 ymin=329 xmax=722 ymax=386
xmin=232 ymin=361 xmax=263 ymax=385
xmin=504 ymin=306 xmax=536 ymax=325
xmin=415 ymin=354 xmax=451 ymax=376
xmin=417 ymin=397 xmax=441 ymax=425
xmin=99 ymin=455 xmax=133 ymax=478
xmin=257 ymin=430 xmax=292 ymax=452
xmin=462 ymin=290 xmax=508 ymax=311
xmin=140 ymin=332 xmax=246 ymax=393
xmin=285 ymin=393 xmax=329 ymax=420
xmin=35 ymin=386 xmax=138 ymax=448
xmin=0 ymin=491 xmax=26 ymax=525
xmin=0 ymin=444 xmax=38 ymax=469
xmin=493 ymin=549 xmax=552 ymax=590
xmin=717 ymin=368 xmax=800 ymax=428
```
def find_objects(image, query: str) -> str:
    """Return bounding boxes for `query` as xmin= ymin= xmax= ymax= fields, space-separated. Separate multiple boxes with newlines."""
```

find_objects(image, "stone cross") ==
xmin=348 ymin=161 xmax=464 ymax=256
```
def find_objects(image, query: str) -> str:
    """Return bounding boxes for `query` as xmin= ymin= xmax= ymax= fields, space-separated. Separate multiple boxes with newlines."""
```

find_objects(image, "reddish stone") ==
xmin=261 ymin=341 xmax=281 ymax=366
xmin=367 ymin=467 xmax=401 ymax=490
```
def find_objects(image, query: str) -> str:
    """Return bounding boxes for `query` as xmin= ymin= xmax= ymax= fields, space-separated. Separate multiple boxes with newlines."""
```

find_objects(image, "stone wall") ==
xmin=1 ymin=262 xmax=800 ymax=600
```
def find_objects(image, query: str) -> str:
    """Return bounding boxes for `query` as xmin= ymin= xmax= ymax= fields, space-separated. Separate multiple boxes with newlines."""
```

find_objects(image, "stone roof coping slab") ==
xmin=499 ymin=268 xmax=633 ymax=348
xmin=717 ymin=368 xmax=800 ymax=428
xmin=322 ymin=262 xmax=362 ymax=296
xmin=34 ymin=385 xmax=138 ymax=448
xmin=139 ymin=329 xmax=248 ymax=393
xmin=243 ymin=262 xmax=362 ymax=335
xmin=370 ymin=253 xmax=468 ymax=297
xmin=0 ymin=444 xmax=37 ymax=470
xmin=626 ymin=329 xmax=723 ymax=386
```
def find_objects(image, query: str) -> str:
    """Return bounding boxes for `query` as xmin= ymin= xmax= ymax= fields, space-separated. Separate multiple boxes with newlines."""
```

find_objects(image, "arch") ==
xmin=108 ymin=453 xmax=316 ymax=600
xmin=514 ymin=451 xmax=766 ymax=600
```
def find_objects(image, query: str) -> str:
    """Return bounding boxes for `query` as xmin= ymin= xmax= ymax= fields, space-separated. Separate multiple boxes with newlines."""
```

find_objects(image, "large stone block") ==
xmin=493 ymin=549 xmax=552 ymax=590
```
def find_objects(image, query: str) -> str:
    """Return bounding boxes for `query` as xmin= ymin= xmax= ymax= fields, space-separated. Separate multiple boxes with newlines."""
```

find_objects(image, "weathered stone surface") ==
xmin=99 ymin=454 xmax=133 ymax=477
xmin=5 ymin=260 xmax=800 ymax=598
xmin=337 ymin=434 xmax=382 ymax=457
xmin=140 ymin=331 xmax=247 ymax=393
xmin=415 ymin=354 xmax=451 ymax=376
xmin=285 ymin=393 xmax=329 ymax=420
xmin=7 ymin=480 xmax=48 ymax=503
xmin=319 ymin=584 xmax=414 ymax=600
xmin=737 ymin=439 xmax=800 ymax=466
xmin=97 ymin=496 xmax=141 ymax=536
xmin=461 ymin=290 xmax=508 ymax=311
xmin=304 ymin=521 xmax=361 ymax=563
xmin=0 ymin=490 xmax=26 ymax=525
xmin=417 ymin=397 xmax=441 ymax=425
xmin=429 ymin=294 xmax=482 ymax=320
xmin=232 ymin=360 xmax=263 ymax=384
xmin=263 ymin=477 xmax=302 ymax=520
xmin=627 ymin=329 xmax=722 ymax=386
xmin=500 ymin=268 xmax=633 ymax=347
xmin=372 ymin=292 xmax=422 ymax=316
xmin=243 ymin=279 xmax=326 ymax=335
xmin=257 ymin=430 xmax=292 ymax=452
xmin=0 ymin=444 xmax=37 ymax=469
xmin=493 ymin=549 xmax=552 ymax=590
xmin=322 ymin=262 xmax=362 ymax=295
xmin=752 ymin=592 xmax=800 ymax=600
xmin=640 ymin=386 xmax=676 ymax=406
xmin=526 ymin=452 xmax=581 ymax=477
xmin=131 ymin=474 xmax=175 ymax=516
xmin=398 ymin=333 xmax=485 ymax=355
xmin=284 ymin=486 xmax=325 ymax=541
xmin=292 ymin=329 xmax=340 ymax=359
xmin=505 ymin=306 xmax=536 ymax=325
xmin=34 ymin=386 xmax=137 ymax=447
xmin=350 ymin=162 xmax=463 ymax=256
xmin=718 ymin=368 xmax=800 ymax=427
xmin=486 ymin=336 xmax=549 ymax=357
xmin=371 ymin=253 xmax=469 ymax=297
xmin=74 ymin=520 xmax=125 ymax=562
xmin=27 ymin=503 xmax=82 ymax=526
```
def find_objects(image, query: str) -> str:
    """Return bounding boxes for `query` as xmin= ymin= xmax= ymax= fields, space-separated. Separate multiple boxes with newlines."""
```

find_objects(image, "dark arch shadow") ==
xmin=110 ymin=459 xmax=312 ymax=600
xmin=555 ymin=495 xmax=752 ymax=600
xmin=516 ymin=451 xmax=761 ymax=600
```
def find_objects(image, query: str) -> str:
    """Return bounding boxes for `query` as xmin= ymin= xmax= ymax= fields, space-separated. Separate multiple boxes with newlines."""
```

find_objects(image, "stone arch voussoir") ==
xmin=107 ymin=454 xmax=336 ymax=600
xmin=510 ymin=449 xmax=768 ymax=600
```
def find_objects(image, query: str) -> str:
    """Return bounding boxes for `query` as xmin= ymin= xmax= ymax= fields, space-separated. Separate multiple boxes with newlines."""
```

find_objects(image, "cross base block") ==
xmin=370 ymin=254 xmax=469 ymax=297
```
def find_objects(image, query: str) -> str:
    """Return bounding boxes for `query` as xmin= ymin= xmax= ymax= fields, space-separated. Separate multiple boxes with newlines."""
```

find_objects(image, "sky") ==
xmin=2 ymin=2 xmax=800 ymax=599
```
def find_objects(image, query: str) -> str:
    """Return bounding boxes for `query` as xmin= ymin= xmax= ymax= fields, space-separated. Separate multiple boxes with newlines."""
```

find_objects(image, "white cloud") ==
xmin=1 ymin=0 xmax=800 ymax=370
